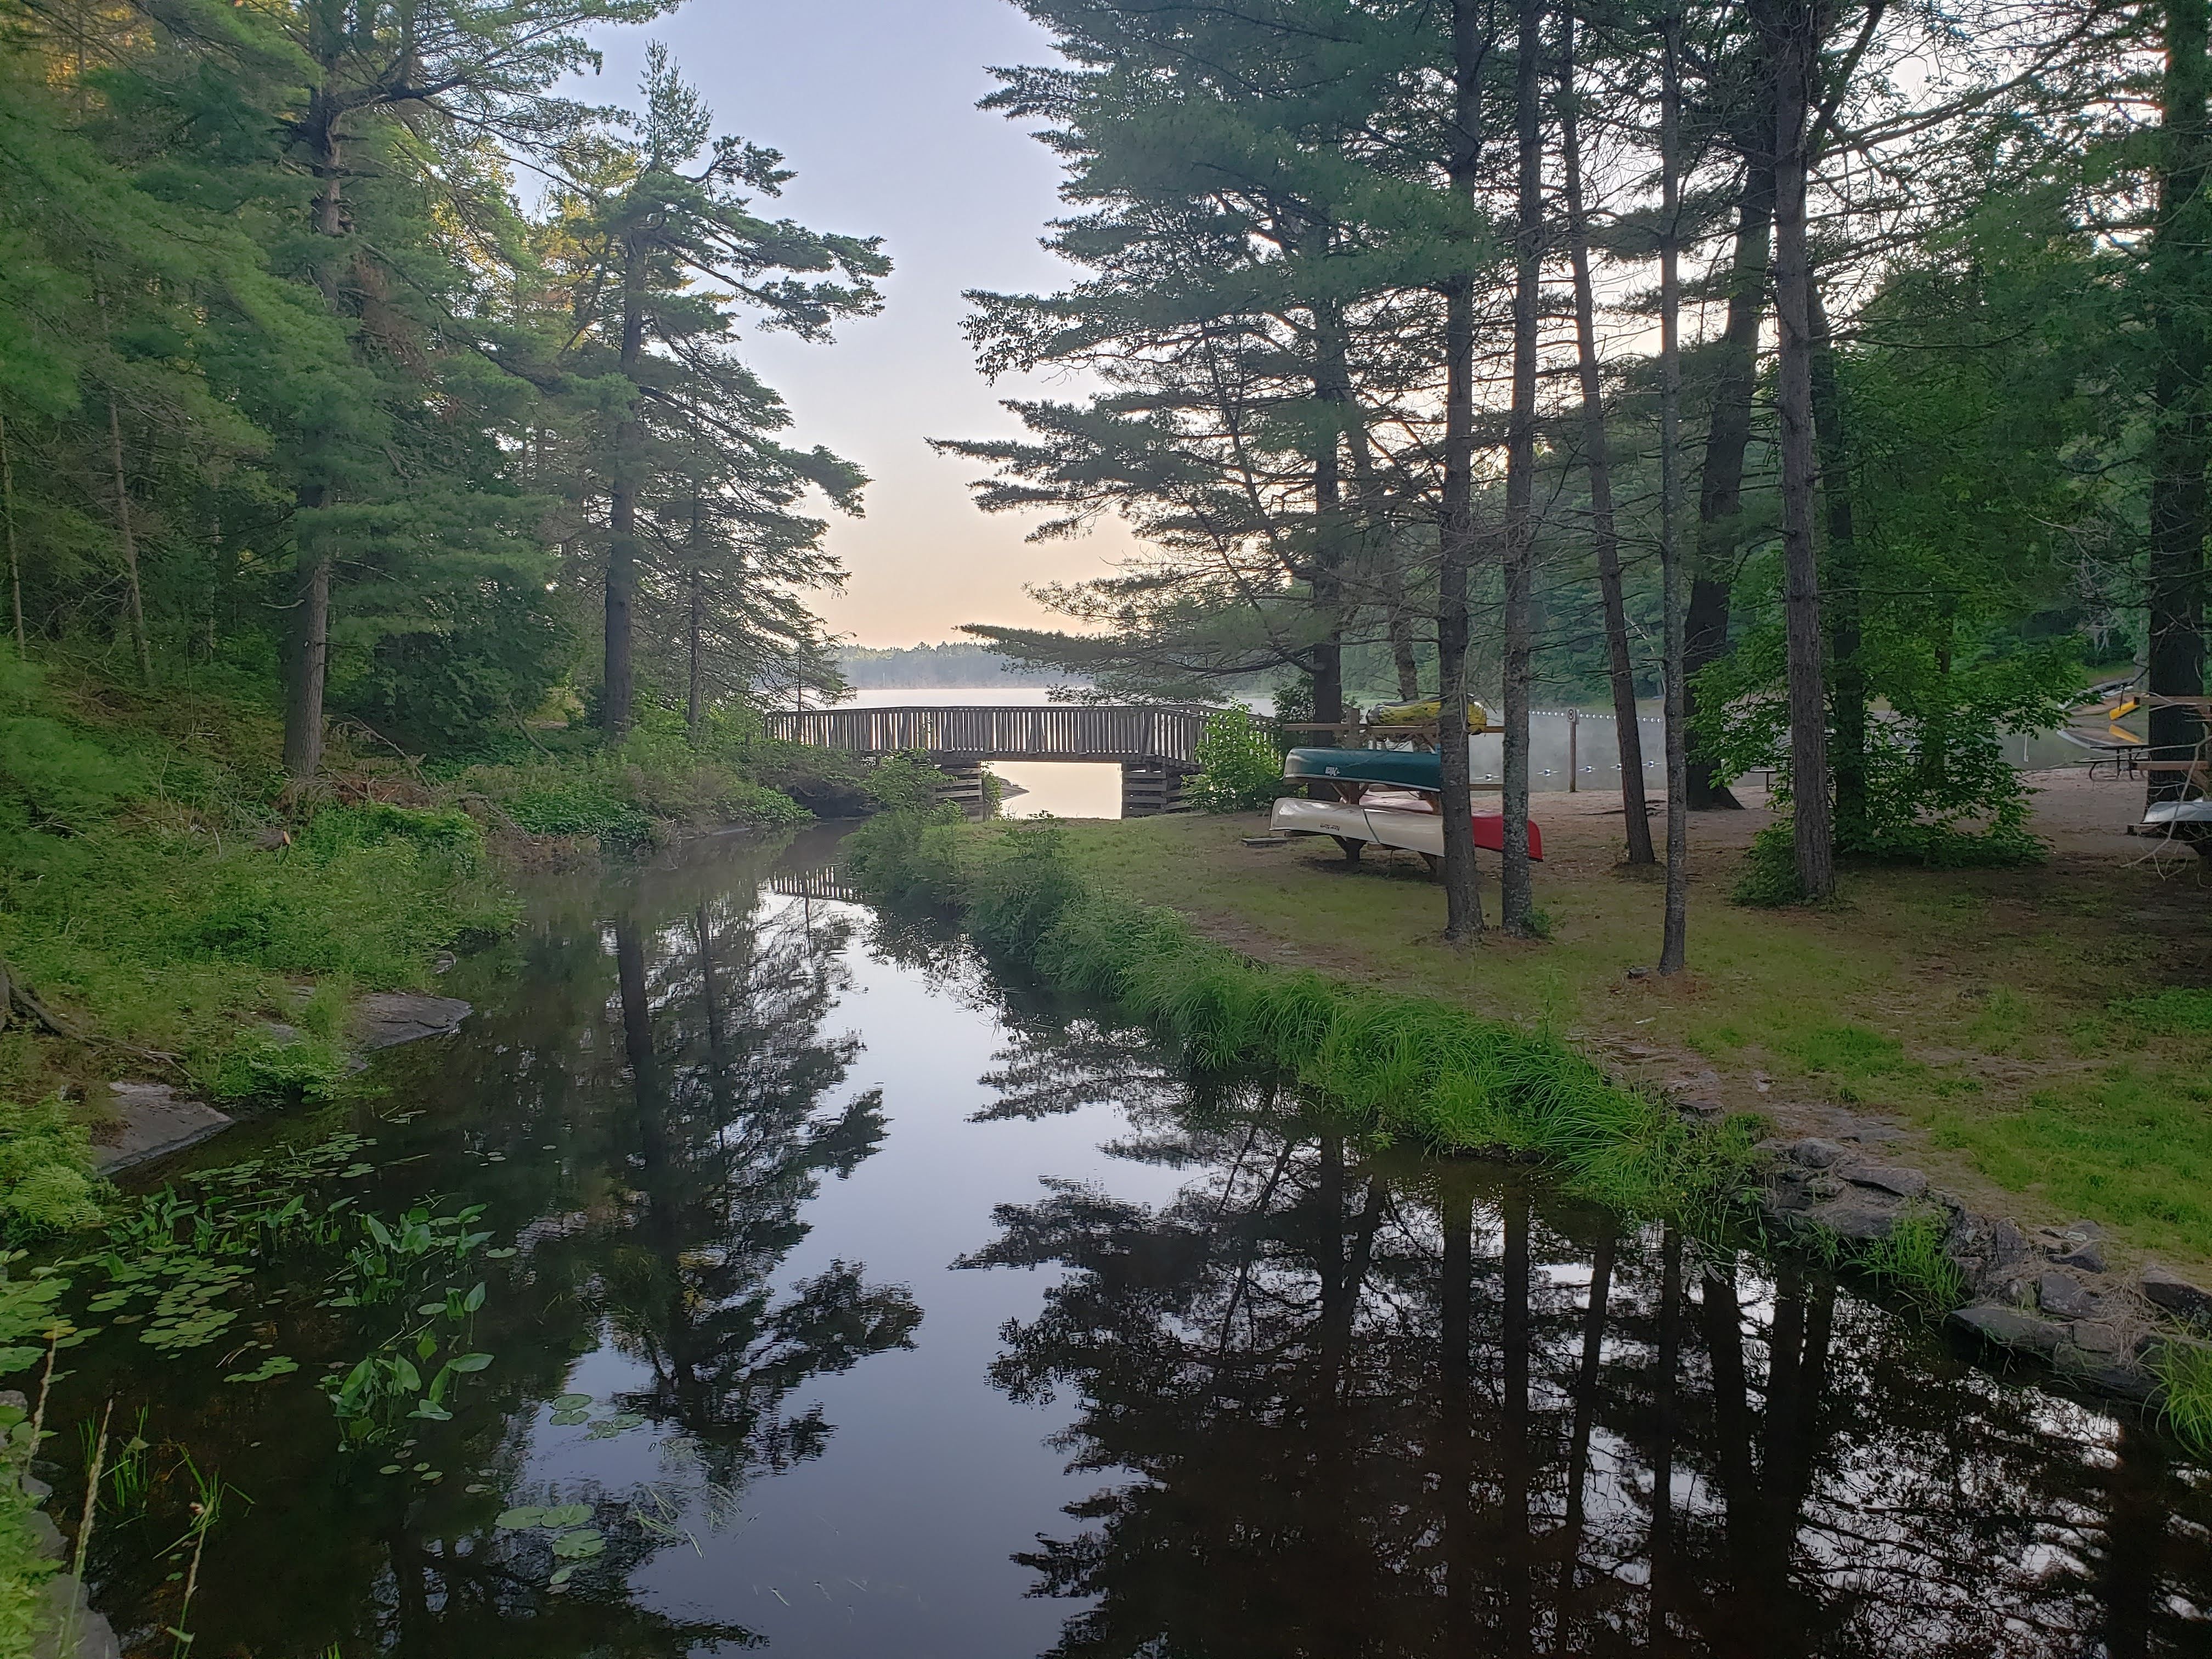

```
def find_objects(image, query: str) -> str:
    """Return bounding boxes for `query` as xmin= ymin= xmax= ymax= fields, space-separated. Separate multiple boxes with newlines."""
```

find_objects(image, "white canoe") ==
xmin=1269 ymin=796 xmax=1542 ymax=859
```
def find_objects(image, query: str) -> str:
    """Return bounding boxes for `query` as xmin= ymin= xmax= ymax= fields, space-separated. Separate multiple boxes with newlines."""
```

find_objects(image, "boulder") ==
xmin=2141 ymin=1264 xmax=2212 ymax=1325
xmin=93 ymin=1084 xmax=234 ymax=1176
xmin=2069 ymin=1321 xmax=2130 ymax=1356
xmin=351 ymin=992 xmax=471 ymax=1051
xmin=1846 ymin=1165 xmax=1929 ymax=1199
xmin=1808 ymin=1193 xmax=1904 ymax=1243
xmin=1950 ymin=1302 xmax=2067 ymax=1358
xmin=2035 ymin=1272 xmax=2100 ymax=1321
xmin=2051 ymin=1240 xmax=2108 ymax=1274
xmin=1780 ymin=1137 xmax=1853 ymax=1170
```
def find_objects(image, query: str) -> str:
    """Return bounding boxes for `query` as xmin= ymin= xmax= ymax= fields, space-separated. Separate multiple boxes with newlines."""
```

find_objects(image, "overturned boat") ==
xmin=1270 ymin=748 xmax=1543 ymax=864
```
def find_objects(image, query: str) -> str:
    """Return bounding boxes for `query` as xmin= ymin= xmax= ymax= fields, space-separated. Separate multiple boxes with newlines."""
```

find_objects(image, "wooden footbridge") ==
xmin=761 ymin=704 xmax=1209 ymax=815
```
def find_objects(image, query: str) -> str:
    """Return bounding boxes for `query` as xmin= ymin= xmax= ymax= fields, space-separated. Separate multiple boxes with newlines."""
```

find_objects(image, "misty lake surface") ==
xmin=69 ymin=828 xmax=2212 ymax=1657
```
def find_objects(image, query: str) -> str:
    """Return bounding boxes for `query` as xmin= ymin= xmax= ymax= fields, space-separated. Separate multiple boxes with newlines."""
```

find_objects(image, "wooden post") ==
xmin=1568 ymin=710 xmax=1579 ymax=793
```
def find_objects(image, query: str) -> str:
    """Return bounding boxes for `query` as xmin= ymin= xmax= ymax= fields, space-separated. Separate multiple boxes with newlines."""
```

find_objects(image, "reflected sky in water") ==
xmin=64 ymin=828 xmax=2212 ymax=1658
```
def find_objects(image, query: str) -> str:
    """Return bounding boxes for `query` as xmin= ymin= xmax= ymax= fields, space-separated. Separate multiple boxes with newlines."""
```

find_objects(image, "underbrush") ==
xmin=456 ymin=706 xmax=937 ymax=845
xmin=845 ymin=810 xmax=1768 ymax=1224
xmin=0 ymin=656 xmax=512 ymax=1118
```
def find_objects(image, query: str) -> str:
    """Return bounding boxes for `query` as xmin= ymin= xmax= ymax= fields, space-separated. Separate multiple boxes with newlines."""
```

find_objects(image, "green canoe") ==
xmin=1282 ymin=747 xmax=1441 ymax=791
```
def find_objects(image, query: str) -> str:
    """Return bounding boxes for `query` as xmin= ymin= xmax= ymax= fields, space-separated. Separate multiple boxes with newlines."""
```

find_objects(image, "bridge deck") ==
xmin=763 ymin=704 xmax=1210 ymax=766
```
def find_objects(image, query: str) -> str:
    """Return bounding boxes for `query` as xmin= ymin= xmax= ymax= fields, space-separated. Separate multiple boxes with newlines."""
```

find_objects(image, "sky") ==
xmin=579 ymin=0 xmax=1133 ymax=647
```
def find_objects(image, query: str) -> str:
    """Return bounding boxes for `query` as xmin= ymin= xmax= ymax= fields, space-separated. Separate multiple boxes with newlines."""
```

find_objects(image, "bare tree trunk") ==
xmin=1438 ymin=0 xmax=1491 ymax=942
xmin=1499 ymin=0 xmax=1544 ymax=935
xmin=1809 ymin=281 xmax=1867 ymax=845
xmin=284 ymin=499 xmax=331 ymax=778
xmin=1311 ymin=291 xmax=1360 ymax=728
xmin=1764 ymin=0 xmax=1835 ymax=900
xmin=1559 ymin=14 xmax=1653 ymax=866
xmin=2148 ymin=0 xmax=2211 ymax=806
xmin=686 ymin=501 xmax=707 ymax=736
xmin=1660 ymin=13 xmax=1691 ymax=973
xmin=605 ymin=234 xmax=647 ymax=738
xmin=285 ymin=105 xmax=346 ymax=779
xmin=105 ymin=397 xmax=150 ymax=684
xmin=1687 ymin=144 xmax=1778 ymax=809
xmin=2 ymin=411 xmax=22 ymax=651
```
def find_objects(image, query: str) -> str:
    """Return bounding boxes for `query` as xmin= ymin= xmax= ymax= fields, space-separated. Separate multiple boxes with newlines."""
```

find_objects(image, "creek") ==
xmin=46 ymin=827 xmax=2212 ymax=1656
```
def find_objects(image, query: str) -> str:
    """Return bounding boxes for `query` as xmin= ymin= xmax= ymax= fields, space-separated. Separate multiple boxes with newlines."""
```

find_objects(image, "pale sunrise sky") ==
xmin=579 ymin=0 xmax=1133 ymax=647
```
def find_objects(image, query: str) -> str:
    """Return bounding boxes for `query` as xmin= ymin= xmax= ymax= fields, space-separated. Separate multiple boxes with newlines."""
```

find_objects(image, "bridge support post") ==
xmin=933 ymin=760 xmax=988 ymax=812
xmin=1120 ymin=761 xmax=1190 ymax=818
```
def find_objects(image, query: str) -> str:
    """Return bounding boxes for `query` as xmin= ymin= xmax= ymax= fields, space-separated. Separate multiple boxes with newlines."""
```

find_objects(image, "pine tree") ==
xmin=549 ymin=44 xmax=885 ymax=736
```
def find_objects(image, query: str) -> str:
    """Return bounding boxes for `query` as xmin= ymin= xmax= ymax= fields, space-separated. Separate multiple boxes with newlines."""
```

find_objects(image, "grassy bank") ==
xmin=1029 ymin=806 xmax=2212 ymax=1277
xmin=0 ymin=656 xmax=925 ymax=1236
xmin=847 ymin=810 xmax=1770 ymax=1226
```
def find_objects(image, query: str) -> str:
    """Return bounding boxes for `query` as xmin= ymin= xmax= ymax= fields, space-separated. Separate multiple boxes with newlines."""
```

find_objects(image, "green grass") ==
xmin=1860 ymin=1211 xmax=1970 ymax=1310
xmin=1009 ymin=812 xmax=2212 ymax=1274
xmin=2154 ymin=1338 xmax=2212 ymax=1459
xmin=1931 ymin=1066 xmax=2212 ymax=1244
xmin=2111 ymin=987 xmax=2212 ymax=1035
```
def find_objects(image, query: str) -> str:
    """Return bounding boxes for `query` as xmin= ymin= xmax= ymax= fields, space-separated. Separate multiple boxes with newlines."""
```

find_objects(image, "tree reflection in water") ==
xmin=74 ymin=846 xmax=920 ymax=1659
xmin=957 ymin=1059 xmax=2212 ymax=1658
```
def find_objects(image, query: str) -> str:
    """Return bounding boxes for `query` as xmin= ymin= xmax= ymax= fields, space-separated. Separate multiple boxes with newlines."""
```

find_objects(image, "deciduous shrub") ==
xmin=1183 ymin=708 xmax=1288 ymax=814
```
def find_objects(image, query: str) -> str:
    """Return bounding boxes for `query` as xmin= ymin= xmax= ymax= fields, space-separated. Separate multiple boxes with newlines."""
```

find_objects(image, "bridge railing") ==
xmin=761 ymin=704 xmax=1214 ymax=765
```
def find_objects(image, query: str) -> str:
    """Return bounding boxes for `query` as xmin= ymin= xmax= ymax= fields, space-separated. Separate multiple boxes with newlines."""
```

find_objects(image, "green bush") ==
xmin=1183 ymin=708 xmax=1289 ymax=814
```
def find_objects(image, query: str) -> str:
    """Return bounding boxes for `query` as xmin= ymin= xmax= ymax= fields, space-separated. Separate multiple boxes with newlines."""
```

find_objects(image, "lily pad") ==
xmin=495 ymin=1506 xmax=548 ymax=1531
xmin=550 ymin=1527 xmax=603 ymax=1559
xmin=549 ymin=1410 xmax=588 ymax=1426
xmin=539 ymin=1503 xmax=591 ymax=1528
xmin=551 ymin=1393 xmax=592 ymax=1410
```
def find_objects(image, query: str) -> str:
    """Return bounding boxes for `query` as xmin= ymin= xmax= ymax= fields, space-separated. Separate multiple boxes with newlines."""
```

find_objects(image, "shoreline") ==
xmin=842 ymin=805 xmax=2212 ymax=1439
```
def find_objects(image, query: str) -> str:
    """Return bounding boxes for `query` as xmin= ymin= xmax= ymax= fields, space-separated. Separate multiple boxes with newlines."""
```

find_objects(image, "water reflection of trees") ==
xmin=78 ymin=839 xmax=918 ymax=1658
xmin=962 ymin=1085 xmax=2212 ymax=1658
xmin=599 ymin=895 xmax=919 ymax=1482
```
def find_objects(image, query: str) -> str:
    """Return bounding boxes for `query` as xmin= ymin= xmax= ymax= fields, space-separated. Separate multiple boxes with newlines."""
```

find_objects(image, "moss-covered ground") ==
xmin=1049 ymin=786 xmax=2212 ymax=1276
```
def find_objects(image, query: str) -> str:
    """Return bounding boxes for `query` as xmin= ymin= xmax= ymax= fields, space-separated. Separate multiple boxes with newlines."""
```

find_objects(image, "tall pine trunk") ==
xmin=1559 ymin=14 xmax=1653 ymax=866
xmin=2 ymin=411 xmax=21 ymax=650
xmin=1660 ymin=13 xmax=1690 ymax=973
xmin=285 ymin=99 xmax=346 ymax=779
xmin=1499 ymin=0 xmax=1543 ymax=935
xmin=686 ymin=498 xmax=707 ymax=736
xmin=1809 ymin=281 xmax=1867 ymax=844
xmin=1438 ymin=0 xmax=1489 ymax=941
xmin=2148 ymin=0 xmax=2212 ymax=804
xmin=604 ymin=234 xmax=647 ymax=738
xmin=1311 ymin=290 xmax=1363 ymax=728
xmin=1765 ymin=0 xmax=1836 ymax=900
xmin=104 ymin=397 xmax=150 ymax=684
xmin=1686 ymin=149 xmax=1777 ymax=810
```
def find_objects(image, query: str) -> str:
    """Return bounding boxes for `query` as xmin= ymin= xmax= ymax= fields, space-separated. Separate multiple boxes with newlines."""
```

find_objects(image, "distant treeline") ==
xmin=837 ymin=642 xmax=1072 ymax=689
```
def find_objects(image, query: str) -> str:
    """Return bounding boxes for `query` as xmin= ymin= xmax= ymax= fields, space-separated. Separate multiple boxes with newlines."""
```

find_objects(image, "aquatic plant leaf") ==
xmin=495 ymin=1506 xmax=546 ymax=1530
xmin=222 ymin=1355 xmax=298 ymax=1384
xmin=551 ymin=1393 xmax=591 ymax=1410
xmin=549 ymin=1410 xmax=588 ymax=1426
xmin=550 ymin=1528 xmax=603 ymax=1559
xmin=540 ymin=1504 xmax=591 ymax=1528
xmin=447 ymin=1352 xmax=491 ymax=1373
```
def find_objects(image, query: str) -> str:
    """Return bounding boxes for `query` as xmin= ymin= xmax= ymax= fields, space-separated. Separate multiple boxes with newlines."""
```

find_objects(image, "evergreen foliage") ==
xmin=0 ymin=1 xmax=877 ymax=766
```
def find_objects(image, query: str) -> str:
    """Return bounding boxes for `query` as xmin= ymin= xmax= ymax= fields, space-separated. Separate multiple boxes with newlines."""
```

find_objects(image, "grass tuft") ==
xmin=1860 ymin=1211 xmax=1969 ymax=1311
xmin=2154 ymin=1339 xmax=2212 ymax=1459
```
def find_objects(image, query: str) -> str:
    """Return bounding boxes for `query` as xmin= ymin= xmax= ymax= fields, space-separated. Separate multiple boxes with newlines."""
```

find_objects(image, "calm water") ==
xmin=61 ymin=830 xmax=2212 ymax=1657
